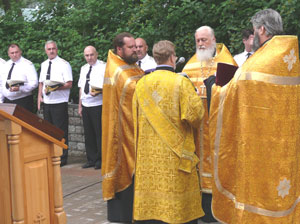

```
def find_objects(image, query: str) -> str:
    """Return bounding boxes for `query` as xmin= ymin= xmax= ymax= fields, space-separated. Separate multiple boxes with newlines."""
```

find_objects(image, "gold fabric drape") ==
xmin=182 ymin=44 xmax=237 ymax=193
xmin=101 ymin=50 xmax=144 ymax=200
xmin=210 ymin=36 xmax=300 ymax=223
xmin=133 ymin=70 xmax=205 ymax=223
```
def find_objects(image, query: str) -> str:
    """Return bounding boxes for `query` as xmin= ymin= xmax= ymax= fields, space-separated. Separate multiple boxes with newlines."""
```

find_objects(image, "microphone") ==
xmin=176 ymin=57 xmax=185 ymax=65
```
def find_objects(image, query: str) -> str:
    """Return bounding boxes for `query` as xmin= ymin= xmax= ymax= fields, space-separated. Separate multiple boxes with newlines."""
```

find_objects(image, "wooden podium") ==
xmin=0 ymin=104 xmax=67 ymax=224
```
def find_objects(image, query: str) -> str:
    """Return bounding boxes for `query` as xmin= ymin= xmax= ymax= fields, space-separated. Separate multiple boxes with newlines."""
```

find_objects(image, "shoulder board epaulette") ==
xmin=23 ymin=57 xmax=33 ymax=65
xmin=60 ymin=58 xmax=69 ymax=64
xmin=82 ymin=63 xmax=89 ymax=69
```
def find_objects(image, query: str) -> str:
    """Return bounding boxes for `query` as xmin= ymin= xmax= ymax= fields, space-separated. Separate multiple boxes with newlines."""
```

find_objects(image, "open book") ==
xmin=6 ymin=79 xmax=25 ymax=87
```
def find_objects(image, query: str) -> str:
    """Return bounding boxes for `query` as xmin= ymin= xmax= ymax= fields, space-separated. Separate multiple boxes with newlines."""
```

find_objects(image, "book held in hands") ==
xmin=6 ymin=79 xmax=25 ymax=87
xmin=215 ymin=63 xmax=238 ymax=87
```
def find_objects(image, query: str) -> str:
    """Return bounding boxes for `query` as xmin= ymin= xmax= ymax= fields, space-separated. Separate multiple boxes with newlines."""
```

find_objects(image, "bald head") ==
xmin=135 ymin=38 xmax=148 ymax=60
xmin=84 ymin=45 xmax=98 ymax=65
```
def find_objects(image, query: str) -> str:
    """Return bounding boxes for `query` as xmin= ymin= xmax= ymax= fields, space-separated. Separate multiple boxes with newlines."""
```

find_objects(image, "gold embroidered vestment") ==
xmin=133 ymin=70 xmax=205 ymax=223
xmin=210 ymin=36 xmax=300 ymax=223
xmin=182 ymin=43 xmax=237 ymax=193
xmin=101 ymin=50 xmax=143 ymax=200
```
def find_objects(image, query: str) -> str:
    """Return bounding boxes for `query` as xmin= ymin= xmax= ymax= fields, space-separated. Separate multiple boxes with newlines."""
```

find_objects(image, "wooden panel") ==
xmin=21 ymin=128 xmax=50 ymax=163
xmin=0 ymin=128 xmax=12 ymax=224
xmin=24 ymin=159 xmax=51 ymax=224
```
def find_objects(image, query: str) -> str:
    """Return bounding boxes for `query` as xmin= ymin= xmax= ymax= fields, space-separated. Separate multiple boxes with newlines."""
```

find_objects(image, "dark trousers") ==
xmin=200 ymin=193 xmax=217 ymax=223
xmin=135 ymin=219 xmax=198 ymax=224
xmin=4 ymin=95 xmax=34 ymax=113
xmin=43 ymin=102 xmax=69 ymax=164
xmin=82 ymin=105 xmax=102 ymax=165
xmin=107 ymin=181 xmax=134 ymax=223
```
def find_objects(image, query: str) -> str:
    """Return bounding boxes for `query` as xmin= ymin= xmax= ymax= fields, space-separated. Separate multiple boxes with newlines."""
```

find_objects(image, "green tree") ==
xmin=1 ymin=0 xmax=299 ymax=103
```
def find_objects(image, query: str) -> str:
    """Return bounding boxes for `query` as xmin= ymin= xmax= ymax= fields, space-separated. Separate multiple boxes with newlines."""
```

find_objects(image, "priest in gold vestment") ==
xmin=210 ymin=9 xmax=300 ymax=223
xmin=102 ymin=32 xmax=144 ymax=222
xmin=182 ymin=25 xmax=237 ymax=222
xmin=133 ymin=40 xmax=205 ymax=223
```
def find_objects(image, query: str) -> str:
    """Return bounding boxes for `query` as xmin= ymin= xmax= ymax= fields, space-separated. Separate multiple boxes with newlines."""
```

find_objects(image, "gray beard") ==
xmin=252 ymin=33 xmax=261 ymax=52
xmin=196 ymin=43 xmax=216 ymax=61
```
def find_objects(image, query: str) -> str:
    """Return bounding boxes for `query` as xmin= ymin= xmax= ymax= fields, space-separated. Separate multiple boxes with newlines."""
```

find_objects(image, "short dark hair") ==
xmin=8 ymin=43 xmax=21 ymax=51
xmin=242 ymin=29 xmax=253 ymax=40
xmin=113 ymin=32 xmax=134 ymax=52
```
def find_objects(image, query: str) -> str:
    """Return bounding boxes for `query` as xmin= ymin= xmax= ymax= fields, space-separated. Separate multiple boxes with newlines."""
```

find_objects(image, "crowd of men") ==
xmin=1 ymin=8 xmax=300 ymax=224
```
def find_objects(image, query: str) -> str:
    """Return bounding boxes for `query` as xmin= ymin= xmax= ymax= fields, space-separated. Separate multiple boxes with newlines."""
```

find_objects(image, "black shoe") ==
xmin=94 ymin=161 xmax=102 ymax=170
xmin=60 ymin=160 xmax=67 ymax=167
xmin=82 ymin=162 xmax=95 ymax=168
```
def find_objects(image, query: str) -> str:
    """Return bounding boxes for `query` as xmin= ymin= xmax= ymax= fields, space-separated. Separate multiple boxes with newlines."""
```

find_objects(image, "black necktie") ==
xmin=46 ymin=61 xmax=52 ymax=80
xmin=6 ymin=63 xmax=15 ymax=89
xmin=84 ymin=66 xmax=92 ymax=94
xmin=246 ymin=52 xmax=252 ymax=59
xmin=138 ymin=61 xmax=141 ymax=67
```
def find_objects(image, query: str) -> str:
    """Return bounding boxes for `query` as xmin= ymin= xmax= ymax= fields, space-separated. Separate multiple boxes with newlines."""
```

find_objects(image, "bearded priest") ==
xmin=209 ymin=9 xmax=300 ymax=223
xmin=182 ymin=25 xmax=237 ymax=223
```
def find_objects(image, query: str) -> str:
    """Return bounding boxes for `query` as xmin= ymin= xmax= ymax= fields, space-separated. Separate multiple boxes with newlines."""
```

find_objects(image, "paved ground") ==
xmin=61 ymin=157 xmax=220 ymax=224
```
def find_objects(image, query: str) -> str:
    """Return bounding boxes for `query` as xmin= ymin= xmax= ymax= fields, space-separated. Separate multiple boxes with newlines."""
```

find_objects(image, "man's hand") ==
xmin=90 ymin=91 xmax=100 ymax=97
xmin=78 ymin=105 xmax=82 ymax=117
xmin=37 ymin=95 xmax=43 ymax=111
xmin=10 ymin=86 xmax=20 ymax=92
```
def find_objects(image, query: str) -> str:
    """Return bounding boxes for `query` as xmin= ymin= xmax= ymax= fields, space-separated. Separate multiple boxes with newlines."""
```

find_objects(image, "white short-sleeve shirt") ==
xmin=78 ymin=60 xmax=106 ymax=107
xmin=0 ymin=56 xmax=38 ymax=102
xmin=0 ymin=58 xmax=6 ymax=102
xmin=39 ymin=56 xmax=73 ymax=104
xmin=137 ymin=54 xmax=157 ymax=71
xmin=234 ymin=50 xmax=253 ymax=67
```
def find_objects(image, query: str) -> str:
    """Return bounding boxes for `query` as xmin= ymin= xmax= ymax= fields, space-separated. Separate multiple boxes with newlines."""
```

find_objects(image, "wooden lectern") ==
xmin=0 ymin=104 xmax=67 ymax=224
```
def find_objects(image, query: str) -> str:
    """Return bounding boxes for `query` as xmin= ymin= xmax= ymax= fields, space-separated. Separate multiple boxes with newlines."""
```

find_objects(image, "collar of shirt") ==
xmin=140 ymin=54 xmax=151 ymax=64
xmin=9 ymin=56 xmax=23 ymax=65
xmin=155 ymin=64 xmax=174 ymax=72
xmin=48 ymin=55 xmax=60 ymax=63
xmin=89 ymin=59 xmax=100 ymax=68
xmin=243 ymin=50 xmax=254 ymax=56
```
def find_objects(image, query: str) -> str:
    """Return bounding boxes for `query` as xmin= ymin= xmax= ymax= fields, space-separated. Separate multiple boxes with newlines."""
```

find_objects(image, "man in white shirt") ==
xmin=0 ymin=58 xmax=5 ymax=64
xmin=38 ymin=40 xmax=73 ymax=167
xmin=234 ymin=29 xmax=254 ymax=67
xmin=1 ymin=44 xmax=38 ymax=112
xmin=0 ymin=57 xmax=6 ymax=104
xmin=78 ymin=46 xmax=105 ymax=170
xmin=135 ymin=37 xmax=157 ymax=73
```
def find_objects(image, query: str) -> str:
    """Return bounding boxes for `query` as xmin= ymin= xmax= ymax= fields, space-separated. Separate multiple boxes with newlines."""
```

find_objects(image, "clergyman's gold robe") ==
xmin=210 ymin=36 xmax=300 ymax=223
xmin=182 ymin=43 xmax=237 ymax=193
xmin=101 ymin=50 xmax=144 ymax=200
xmin=133 ymin=69 xmax=205 ymax=223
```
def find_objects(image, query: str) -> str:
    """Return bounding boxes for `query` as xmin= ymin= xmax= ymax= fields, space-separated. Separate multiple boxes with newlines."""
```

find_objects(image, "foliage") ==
xmin=0 ymin=0 xmax=300 ymax=103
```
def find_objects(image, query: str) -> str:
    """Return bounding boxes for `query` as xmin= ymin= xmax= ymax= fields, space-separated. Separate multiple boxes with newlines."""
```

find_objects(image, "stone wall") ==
xmin=67 ymin=103 xmax=86 ymax=156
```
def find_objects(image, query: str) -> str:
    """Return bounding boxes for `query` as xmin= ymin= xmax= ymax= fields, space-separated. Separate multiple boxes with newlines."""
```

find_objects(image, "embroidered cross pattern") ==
xmin=283 ymin=48 xmax=296 ymax=71
xmin=277 ymin=178 xmax=291 ymax=199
